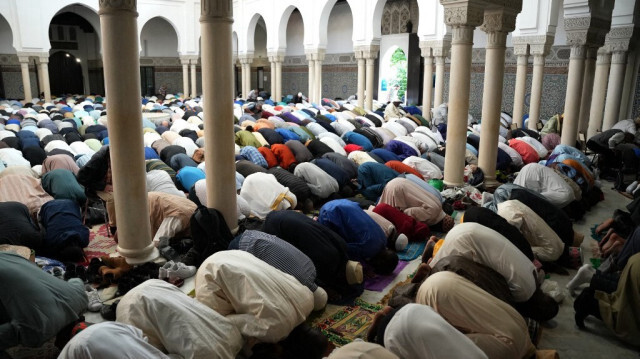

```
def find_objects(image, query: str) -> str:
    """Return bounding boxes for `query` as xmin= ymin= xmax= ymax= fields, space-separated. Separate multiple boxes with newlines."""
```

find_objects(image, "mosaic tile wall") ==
xmin=0 ymin=54 xmax=41 ymax=99
xmin=282 ymin=52 xmax=358 ymax=100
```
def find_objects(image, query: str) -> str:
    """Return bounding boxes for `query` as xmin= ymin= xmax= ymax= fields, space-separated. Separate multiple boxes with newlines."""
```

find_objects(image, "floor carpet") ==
xmin=310 ymin=299 xmax=383 ymax=347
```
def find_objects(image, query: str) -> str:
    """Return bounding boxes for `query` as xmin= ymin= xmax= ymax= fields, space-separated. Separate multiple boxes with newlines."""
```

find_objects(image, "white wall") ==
xmin=553 ymin=6 xmax=567 ymax=46
xmin=326 ymin=2 xmax=353 ymax=54
xmin=254 ymin=19 xmax=267 ymax=59
xmin=285 ymin=10 xmax=305 ymax=56
xmin=140 ymin=17 xmax=179 ymax=57
xmin=0 ymin=15 xmax=15 ymax=53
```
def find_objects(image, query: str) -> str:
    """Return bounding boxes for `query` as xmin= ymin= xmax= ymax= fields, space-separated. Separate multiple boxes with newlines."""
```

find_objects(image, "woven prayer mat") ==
xmin=81 ymin=223 xmax=117 ymax=266
xmin=311 ymin=299 xmax=382 ymax=347
xmin=397 ymin=241 xmax=426 ymax=261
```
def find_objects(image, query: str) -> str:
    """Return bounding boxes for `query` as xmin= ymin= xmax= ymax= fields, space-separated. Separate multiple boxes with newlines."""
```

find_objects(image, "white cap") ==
xmin=395 ymin=233 xmax=408 ymax=251
xmin=312 ymin=287 xmax=328 ymax=311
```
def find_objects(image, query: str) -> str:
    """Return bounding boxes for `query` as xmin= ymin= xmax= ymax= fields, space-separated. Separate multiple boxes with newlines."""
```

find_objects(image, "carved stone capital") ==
xmin=442 ymin=3 xmax=485 ymax=28
xmin=420 ymin=46 xmax=432 ymax=58
xmin=610 ymin=51 xmax=628 ymax=65
xmin=479 ymin=10 xmax=518 ymax=34
xmin=529 ymin=43 xmax=551 ymax=57
xmin=98 ymin=0 xmax=137 ymax=16
xmin=200 ymin=0 xmax=233 ymax=23
xmin=17 ymin=56 xmax=30 ymax=64
xmin=237 ymin=54 xmax=253 ymax=65
xmin=267 ymin=52 xmax=285 ymax=63
xmin=356 ymin=45 xmax=379 ymax=60
xmin=516 ymin=54 xmax=529 ymax=66
xmin=451 ymin=25 xmax=475 ymax=44
xmin=596 ymin=49 xmax=611 ymax=65
xmin=304 ymin=48 xmax=326 ymax=61
xmin=569 ymin=44 xmax=586 ymax=59
xmin=513 ymin=43 xmax=529 ymax=56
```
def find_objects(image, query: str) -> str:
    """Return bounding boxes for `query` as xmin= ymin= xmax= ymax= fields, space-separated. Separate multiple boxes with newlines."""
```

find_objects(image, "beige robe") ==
xmin=147 ymin=191 xmax=197 ymax=239
xmin=497 ymin=200 xmax=565 ymax=262
xmin=195 ymin=250 xmax=314 ymax=343
xmin=416 ymin=271 xmax=535 ymax=359
xmin=378 ymin=177 xmax=445 ymax=226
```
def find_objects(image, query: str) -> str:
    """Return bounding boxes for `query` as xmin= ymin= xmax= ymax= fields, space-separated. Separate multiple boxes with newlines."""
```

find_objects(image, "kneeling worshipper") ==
xmin=318 ymin=199 xmax=398 ymax=276
xmin=262 ymin=211 xmax=364 ymax=302
xmin=0 ymin=252 xmax=87 ymax=352
xmin=460 ymin=206 xmax=534 ymax=260
xmin=41 ymin=168 xmax=87 ymax=204
xmin=573 ymin=253 xmax=640 ymax=347
xmin=38 ymin=199 xmax=89 ymax=262
xmin=416 ymin=271 xmax=536 ymax=359
xmin=0 ymin=201 xmax=43 ymax=250
xmin=379 ymin=177 xmax=453 ymax=232
xmin=59 ymin=322 xmax=178 ymax=359
xmin=428 ymin=222 xmax=537 ymax=302
xmin=239 ymin=172 xmax=297 ymax=219
xmin=147 ymin=191 xmax=197 ymax=248
xmin=195 ymin=250 xmax=315 ymax=344
xmin=513 ymin=163 xmax=575 ymax=208
xmin=115 ymin=280 xmax=243 ymax=359
xmin=497 ymin=200 xmax=565 ymax=262
xmin=368 ymin=303 xmax=488 ymax=359
xmin=357 ymin=162 xmax=399 ymax=201
xmin=41 ymin=154 xmax=80 ymax=176
xmin=294 ymin=162 xmax=340 ymax=200
xmin=0 ymin=174 xmax=53 ymax=217
xmin=146 ymin=170 xmax=184 ymax=197
xmin=230 ymin=230 xmax=328 ymax=311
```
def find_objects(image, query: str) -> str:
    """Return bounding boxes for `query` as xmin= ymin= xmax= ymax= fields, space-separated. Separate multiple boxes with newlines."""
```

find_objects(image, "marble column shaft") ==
xmin=422 ymin=52 xmax=434 ymax=120
xmin=528 ymin=54 xmax=546 ymax=131
xmin=365 ymin=57 xmax=375 ymax=111
xmin=99 ymin=0 xmax=157 ymax=264
xmin=38 ymin=57 xmax=51 ymax=103
xmin=356 ymin=56 xmax=365 ymax=108
xmin=19 ymin=59 xmax=31 ymax=101
xmin=602 ymin=51 xmax=628 ymax=130
xmin=561 ymin=45 xmax=586 ymax=146
xmin=512 ymin=53 xmax=528 ymax=128
xmin=434 ymin=55 xmax=446 ymax=107
xmin=578 ymin=47 xmax=597 ymax=134
xmin=587 ymin=51 xmax=611 ymax=138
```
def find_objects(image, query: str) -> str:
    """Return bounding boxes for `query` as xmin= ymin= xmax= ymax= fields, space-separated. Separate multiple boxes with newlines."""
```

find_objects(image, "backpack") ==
xmin=186 ymin=206 xmax=233 ymax=266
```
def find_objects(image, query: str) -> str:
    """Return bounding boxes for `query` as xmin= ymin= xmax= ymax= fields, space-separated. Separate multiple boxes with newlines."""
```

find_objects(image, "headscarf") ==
xmin=239 ymin=173 xmax=297 ymax=219
xmin=42 ymin=154 xmax=80 ymax=176
xmin=379 ymin=178 xmax=445 ymax=226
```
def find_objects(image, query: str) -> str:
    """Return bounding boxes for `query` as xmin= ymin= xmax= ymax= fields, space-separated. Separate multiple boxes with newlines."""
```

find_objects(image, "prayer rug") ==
xmin=397 ymin=241 xmax=426 ymax=261
xmin=312 ymin=299 xmax=382 ymax=347
xmin=81 ymin=224 xmax=117 ymax=266
xmin=364 ymin=260 xmax=409 ymax=292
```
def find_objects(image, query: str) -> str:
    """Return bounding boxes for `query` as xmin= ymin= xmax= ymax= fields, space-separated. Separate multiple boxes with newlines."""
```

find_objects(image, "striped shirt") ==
xmin=239 ymin=230 xmax=318 ymax=291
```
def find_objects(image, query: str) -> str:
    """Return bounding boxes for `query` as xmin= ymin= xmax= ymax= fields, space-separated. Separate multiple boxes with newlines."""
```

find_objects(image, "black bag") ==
xmin=83 ymin=198 xmax=107 ymax=226
xmin=186 ymin=206 xmax=233 ymax=266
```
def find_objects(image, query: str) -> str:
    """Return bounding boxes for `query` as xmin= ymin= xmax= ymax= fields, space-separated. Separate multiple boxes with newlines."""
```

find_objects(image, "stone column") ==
xmin=528 ymin=47 xmax=549 ymax=131
xmin=99 ymin=0 xmax=157 ymax=264
xmin=561 ymin=44 xmax=586 ymax=146
xmin=306 ymin=53 xmax=315 ymax=102
xmin=355 ymin=50 xmax=365 ymax=108
xmin=275 ymin=57 xmax=283 ymax=103
xmin=433 ymin=51 xmax=447 ymax=107
xmin=190 ymin=58 xmax=198 ymax=98
xmin=364 ymin=45 xmax=379 ymax=111
xmin=180 ymin=57 xmax=190 ymax=98
xmin=420 ymin=45 xmax=434 ymax=120
xmin=238 ymin=55 xmax=252 ymax=99
xmin=314 ymin=51 xmax=325 ymax=103
xmin=619 ymin=51 xmax=636 ymax=119
xmin=578 ymin=47 xmax=597 ymax=134
xmin=602 ymin=50 xmax=628 ymax=130
xmin=587 ymin=49 xmax=611 ymax=138
xmin=477 ymin=9 xmax=517 ymax=189
xmin=200 ymin=0 xmax=237 ymax=232
xmin=269 ymin=58 xmax=276 ymax=99
xmin=18 ymin=56 xmax=32 ymax=101
xmin=512 ymin=44 xmax=528 ymax=128
xmin=441 ymin=2 xmax=484 ymax=187
xmin=37 ymin=56 xmax=51 ymax=102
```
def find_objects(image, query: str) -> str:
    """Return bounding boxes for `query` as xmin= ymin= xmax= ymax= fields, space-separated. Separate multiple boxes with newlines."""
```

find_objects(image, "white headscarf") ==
xmin=384 ymin=304 xmax=488 ymax=359
xmin=293 ymin=162 xmax=339 ymax=199
xmin=239 ymin=172 xmax=297 ymax=219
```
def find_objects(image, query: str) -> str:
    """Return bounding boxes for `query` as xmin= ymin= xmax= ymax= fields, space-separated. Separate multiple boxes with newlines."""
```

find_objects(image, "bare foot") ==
xmin=411 ymin=263 xmax=432 ymax=284
xmin=595 ymin=218 xmax=614 ymax=234
xmin=421 ymin=237 xmax=437 ymax=263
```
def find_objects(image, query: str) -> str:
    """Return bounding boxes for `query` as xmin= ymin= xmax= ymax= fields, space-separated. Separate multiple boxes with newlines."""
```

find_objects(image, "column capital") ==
xmin=596 ymin=47 xmax=611 ymax=64
xmin=98 ymin=0 xmax=137 ymax=15
xmin=200 ymin=0 xmax=233 ymax=23
xmin=604 ymin=25 xmax=635 ymax=53
xmin=610 ymin=51 xmax=628 ymax=64
xmin=237 ymin=54 xmax=253 ymax=65
xmin=564 ymin=15 xmax=611 ymax=48
xmin=355 ymin=45 xmax=379 ymax=60
xmin=529 ymin=43 xmax=551 ymax=57
xmin=189 ymin=57 xmax=199 ymax=65
xmin=479 ymin=9 xmax=518 ymax=35
xmin=532 ymin=54 xmax=546 ymax=66
xmin=513 ymin=43 xmax=529 ymax=56
xmin=304 ymin=48 xmax=326 ymax=61
xmin=569 ymin=44 xmax=587 ymax=59
xmin=419 ymin=39 xmax=451 ymax=58
xmin=516 ymin=53 xmax=529 ymax=65
xmin=440 ymin=2 xmax=485 ymax=28
xmin=267 ymin=50 xmax=285 ymax=63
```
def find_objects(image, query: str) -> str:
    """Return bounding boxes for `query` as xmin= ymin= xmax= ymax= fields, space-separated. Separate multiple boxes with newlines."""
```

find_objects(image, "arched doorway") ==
xmin=379 ymin=46 xmax=407 ymax=103
xmin=283 ymin=8 xmax=305 ymax=99
xmin=49 ymin=51 xmax=84 ymax=95
xmin=325 ymin=0 xmax=354 ymax=99
xmin=0 ymin=14 xmax=15 ymax=99
xmin=252 ymin=16 xmax=268 ymax=93
xmin=48 ymin=7 xmax=101 ymax=95
xmin=139 ymin=17 xmax=180 ymax=96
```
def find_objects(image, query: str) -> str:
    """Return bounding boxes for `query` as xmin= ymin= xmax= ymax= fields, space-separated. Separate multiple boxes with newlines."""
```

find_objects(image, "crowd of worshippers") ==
xmin=0 ymin=92 xmax=638 ymax=358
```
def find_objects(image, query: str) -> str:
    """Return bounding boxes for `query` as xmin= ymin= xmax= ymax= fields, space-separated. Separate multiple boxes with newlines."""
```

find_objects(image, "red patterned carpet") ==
xmin=81 ymin=224 xmax=118 ymax=265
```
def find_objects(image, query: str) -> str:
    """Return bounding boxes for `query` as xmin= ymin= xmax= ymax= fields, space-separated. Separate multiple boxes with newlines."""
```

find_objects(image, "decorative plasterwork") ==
xmin=604 ymin=25 xmax=636 ymax=53
xmin=200 ymin=0 xmax=233 ymax=23
xmin=98 ymin=0 xmax=137 ymax=15
xmin=419 ymin=39 xmax=452 ymax=58
xmin=442 ymin=3 xmax=485 ymax=27
xmin=354 ymin=45 xmax=380 ymax=60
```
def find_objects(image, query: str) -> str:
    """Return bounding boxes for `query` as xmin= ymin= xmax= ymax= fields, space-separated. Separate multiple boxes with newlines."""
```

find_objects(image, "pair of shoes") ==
xmin=63 ymin=264 xmax=77 ymax=281
xmin=100 ymin=300 xmax=119 ymax=321
xmin=167 ymin=262 xmax=196 ymax=282
xmin=159 ymin=261 xmax=175 ymax=279
xmin=85 ymin=285 xmax=102 ymax=312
